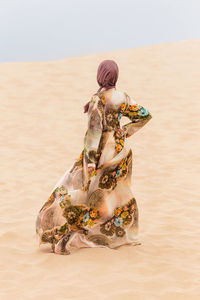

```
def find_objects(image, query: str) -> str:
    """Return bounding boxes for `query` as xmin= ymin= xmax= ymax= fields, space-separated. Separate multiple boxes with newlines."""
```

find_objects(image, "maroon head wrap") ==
xmin=83 ymin=59 xmax=119 ymax=113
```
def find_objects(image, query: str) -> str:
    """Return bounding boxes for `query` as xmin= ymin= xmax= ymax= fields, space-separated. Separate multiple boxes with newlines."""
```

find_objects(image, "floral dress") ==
xmin=35 ymin=89 xmax=152 ymax=255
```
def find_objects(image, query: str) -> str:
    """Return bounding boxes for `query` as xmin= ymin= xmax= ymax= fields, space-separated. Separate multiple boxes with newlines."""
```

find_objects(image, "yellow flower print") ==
xmin=121 ymin=163 xmax=127 ymax=170
xmin=100 ymin=94 xmax=105 ymax=105
xmin=119 ymin=139 xmax=124 ymax=146
xmin=119 ymin=158 xmax=125 ymax=167
xmin=91 ymin=170 xmax=97 ymax=177
xmin=129 ymin=104 xmax=140 ymax=111
xmin=120 ymin=104 xmax=126 ymax=111
xmin=121 ymin=211 xmax=129 ymax=219
xmin=114 ymin=207 xmax=122 ymax=217
xmin=88 ymin=219 xmax=94 ymax=227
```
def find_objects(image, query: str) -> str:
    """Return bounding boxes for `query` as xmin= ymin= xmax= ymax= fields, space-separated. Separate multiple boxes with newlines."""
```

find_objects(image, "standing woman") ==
xmin=35 ymin=59 xmax=152 ymax=255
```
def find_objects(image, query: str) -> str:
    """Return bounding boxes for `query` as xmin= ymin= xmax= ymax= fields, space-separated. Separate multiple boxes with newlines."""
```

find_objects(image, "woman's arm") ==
xmin=83 ymin=95 xmax=103 ymax=167
xmin=120 ymin=92 xmax=152 ymax=138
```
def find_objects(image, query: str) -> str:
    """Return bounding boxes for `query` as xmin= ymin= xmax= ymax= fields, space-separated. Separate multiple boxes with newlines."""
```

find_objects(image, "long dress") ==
xmin=35 ymin=88 xmax=152 ymax=255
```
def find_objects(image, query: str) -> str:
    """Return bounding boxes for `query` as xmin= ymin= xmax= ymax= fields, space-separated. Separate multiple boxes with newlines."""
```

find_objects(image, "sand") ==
xmin=0 ymin=39 xmax=199 ymax=299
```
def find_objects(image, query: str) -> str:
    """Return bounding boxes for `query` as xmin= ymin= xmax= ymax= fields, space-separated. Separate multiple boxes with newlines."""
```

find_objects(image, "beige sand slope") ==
xmin=0 ymin=39 xmax=199 ymax=300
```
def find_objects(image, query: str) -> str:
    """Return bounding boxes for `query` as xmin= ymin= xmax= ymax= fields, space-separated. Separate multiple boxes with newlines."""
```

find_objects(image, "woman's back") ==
xmin=36 ymin=60 xmax=153 ymax=255
xmin=94 ymin=87 xmax=126 ymax=110
xmin=36 ymin=88 xmax=152 ymax=254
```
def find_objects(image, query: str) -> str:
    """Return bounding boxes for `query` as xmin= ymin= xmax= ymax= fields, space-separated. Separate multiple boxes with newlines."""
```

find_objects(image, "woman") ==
xmin=35 ymin=59 xmax=152 ymax=255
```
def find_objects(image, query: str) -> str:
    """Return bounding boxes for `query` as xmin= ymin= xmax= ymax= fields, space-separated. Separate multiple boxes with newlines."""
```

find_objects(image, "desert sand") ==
xmin=0 ymin=39 xmax=199 ymax=299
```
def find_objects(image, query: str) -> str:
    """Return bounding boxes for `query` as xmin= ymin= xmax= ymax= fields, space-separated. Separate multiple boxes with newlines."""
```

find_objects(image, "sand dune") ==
xmin=0 ymin=39 xmax=200 ymax=299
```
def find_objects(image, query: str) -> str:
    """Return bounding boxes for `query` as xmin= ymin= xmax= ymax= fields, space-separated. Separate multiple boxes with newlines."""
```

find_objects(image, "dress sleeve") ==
xmin=119 ymin=92 xmax=152 ymax=138
xmin=83 ymin=95 xmax=103 ymax=165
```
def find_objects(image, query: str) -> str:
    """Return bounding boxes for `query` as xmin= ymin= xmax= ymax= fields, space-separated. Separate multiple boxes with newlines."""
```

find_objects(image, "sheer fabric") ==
xmin=35 ymin=89 xmax=152 ymax=254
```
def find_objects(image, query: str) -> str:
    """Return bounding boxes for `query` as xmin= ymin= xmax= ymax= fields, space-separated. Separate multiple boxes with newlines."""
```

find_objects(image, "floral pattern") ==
xmin=113 ymin=127 xmax=126 ymax=153
xmin=119 ymin=102 xmax=151 ymax=121
xmin=100 ymin=197 xmax=137 ymax=236
xmin=41 ymin=222 xmax=70 ymax=244
xmin=104 ymin=108 xmax=120 ymax=131
xmin=36 ymin=90 xmax=152 ymax=254
xmin=118 ymin=94 xmax=152 ymax=138
xmin=99 ymin=170 xmax=117 ymax=190
xmin=86 ymin=188 xmax=105 ymax=209
xmin=97 ymin=93 xmax=105 ymax=112
xmin=98 ymin=148 xmax=131 ymax=190
xmin=64 ymin=205 xmax=101 ymax=228
xmin=53 ymin=185 xmax=72 ymax=209
xmin=52 ymin=185 xmax=102 ymax=228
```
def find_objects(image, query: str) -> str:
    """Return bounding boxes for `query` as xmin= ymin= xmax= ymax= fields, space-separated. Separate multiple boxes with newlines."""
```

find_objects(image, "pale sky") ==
xmin=0 ymin=0 xmax=199 ymax=62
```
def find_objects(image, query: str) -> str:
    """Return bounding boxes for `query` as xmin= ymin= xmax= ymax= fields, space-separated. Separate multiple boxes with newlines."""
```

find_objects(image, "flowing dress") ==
xmin=35 ymin=88 xmax=152 ymax=255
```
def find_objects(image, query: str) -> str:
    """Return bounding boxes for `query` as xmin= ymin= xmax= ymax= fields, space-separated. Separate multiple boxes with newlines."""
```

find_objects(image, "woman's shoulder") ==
xmin=113 ymin=89 xmax=124 ymax=99
xmin=91 ymin=89 xmax=123 ymax=100
xmin=121 ymin=91 xmax=137 ymax=106
xmin=88 ymin=92 xmax=105 ymax=114
xmin=112 ymin=89 xmax=131 ymax=106
xmin=90 ymin=89 xmax=136 ymax=109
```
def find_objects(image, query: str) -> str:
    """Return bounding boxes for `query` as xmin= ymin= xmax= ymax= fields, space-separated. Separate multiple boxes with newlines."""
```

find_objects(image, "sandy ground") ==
xmin=0 ymin=39 xmax=200 ymax=299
